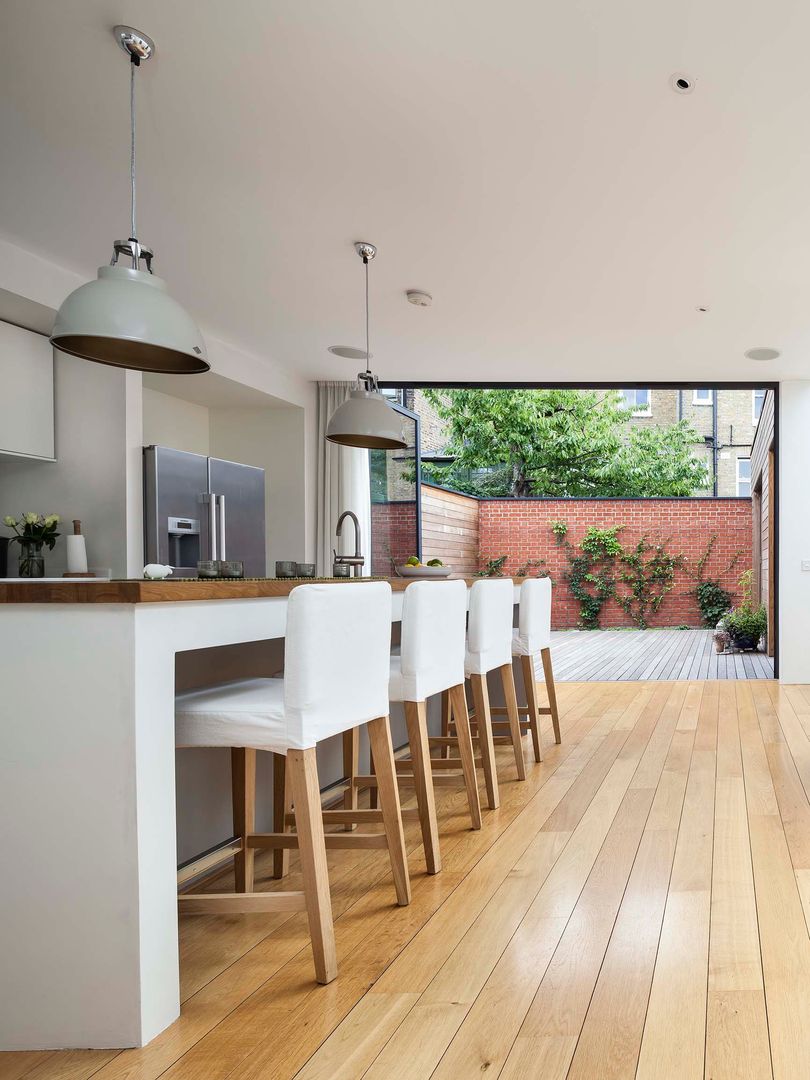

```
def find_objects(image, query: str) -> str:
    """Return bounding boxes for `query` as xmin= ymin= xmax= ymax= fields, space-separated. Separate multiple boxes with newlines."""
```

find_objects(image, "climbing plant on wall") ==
xmin=614 ymin=536 xmax=683 ymax=629
xmin=551 ymin=521 xmax=622 ymax=629
xmin=551 ymin=521 xmax=682 ymax=629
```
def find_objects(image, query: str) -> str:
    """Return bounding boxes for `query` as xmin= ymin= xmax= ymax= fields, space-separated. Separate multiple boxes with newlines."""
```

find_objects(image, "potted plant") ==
xmin=724 ymin=569 xmax=767 ymax=652
xmin=3 ymin=512 xmax=61 ymax=577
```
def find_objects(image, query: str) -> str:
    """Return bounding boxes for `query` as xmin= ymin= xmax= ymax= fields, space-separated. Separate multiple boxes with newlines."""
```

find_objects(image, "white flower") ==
xmin=3 ymin=516 xmax=16 ymax=527
xmin=44 ymin=514 xmax=60 ymax=527
xmin=23 ymin=512 xmax=39 ymax=525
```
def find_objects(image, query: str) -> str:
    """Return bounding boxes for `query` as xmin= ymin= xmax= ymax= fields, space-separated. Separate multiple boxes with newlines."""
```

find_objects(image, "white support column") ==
xmin=778 ymin=381 xmax=810 ymax=683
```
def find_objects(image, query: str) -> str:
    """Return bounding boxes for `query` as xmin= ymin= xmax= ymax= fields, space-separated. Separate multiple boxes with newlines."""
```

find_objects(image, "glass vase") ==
xmin=18 ymin=540 xmax=45 ymax=578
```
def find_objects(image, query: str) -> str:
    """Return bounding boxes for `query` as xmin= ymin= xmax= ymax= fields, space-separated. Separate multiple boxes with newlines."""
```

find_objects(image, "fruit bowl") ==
xmin=396 ymin=564 xmax=452 ymax=579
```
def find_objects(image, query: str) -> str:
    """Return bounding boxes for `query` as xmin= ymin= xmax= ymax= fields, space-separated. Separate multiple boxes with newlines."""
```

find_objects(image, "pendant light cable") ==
xmin=364 ymin=255 xmax=371 ymax=377
xmin=129 ymin=55 xmax=138 ymax=245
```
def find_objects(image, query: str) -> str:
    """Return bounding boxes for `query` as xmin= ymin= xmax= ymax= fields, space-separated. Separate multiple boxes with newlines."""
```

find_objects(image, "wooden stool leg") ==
xmin=521 ymin=654 xmax=543 ymax=763
xmin=272 ymin=752 xmax=290 ymax=879
xmin=470 ymin=673 xmax=500 ymax=810
xmin=342 ymin=728 xmax=359 ymax=831
xmin=541 ymin=647 xmax=561 ymax=744
xmin=448 ymin=683 xmax=482 ymax=829
xmin=367 ymin=716 xmax=412 ymax=906
xmin=500 ymin=663 xmax=526 ymax=780
xmin=368 ymin=744 xmax=379 ymax=809
xmin=404 ymin=699 xmax=441 ymax=874
xmin=287 ymin=747 xmax=337 ymax=984
xmin=440 ymin=689 xmax=451 ymax=758
xmin=232 ymin=747 xmax=256 ymax=892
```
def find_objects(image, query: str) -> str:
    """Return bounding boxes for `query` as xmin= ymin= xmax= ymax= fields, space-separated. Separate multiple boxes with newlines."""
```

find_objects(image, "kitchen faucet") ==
xmin=334 ymin=510 xmax=365 ymax=578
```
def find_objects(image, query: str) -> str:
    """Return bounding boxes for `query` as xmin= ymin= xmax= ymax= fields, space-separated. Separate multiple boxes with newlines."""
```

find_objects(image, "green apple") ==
xmin=427 ymin=558 xmax=444 ymax=567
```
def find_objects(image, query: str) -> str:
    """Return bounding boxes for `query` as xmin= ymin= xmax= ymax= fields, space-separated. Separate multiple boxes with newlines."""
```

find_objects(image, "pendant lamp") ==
xmin=50 ymin=26 xmax=208 ymax=374
xmin=325 ymin=243 xmax=407 ymax=450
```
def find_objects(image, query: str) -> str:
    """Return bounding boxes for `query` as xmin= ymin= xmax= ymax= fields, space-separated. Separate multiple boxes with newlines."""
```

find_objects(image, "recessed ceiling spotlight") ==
xmin=744 ymin=347 xmax=780 ymax=362
xmin=328 ymin=345 xmax=373 ymax=361
xmin=670 ymin=73 xmax=695 ymax=94
xmin=406 ymin=290 xmax=433 ymax=307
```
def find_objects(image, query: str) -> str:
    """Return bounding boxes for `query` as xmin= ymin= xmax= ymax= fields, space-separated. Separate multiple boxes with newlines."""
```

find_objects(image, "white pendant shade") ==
xmin=51 ymin=265 xmax=209 ymax=374
xmin=325 ymin=388 xmax=408 ymax=449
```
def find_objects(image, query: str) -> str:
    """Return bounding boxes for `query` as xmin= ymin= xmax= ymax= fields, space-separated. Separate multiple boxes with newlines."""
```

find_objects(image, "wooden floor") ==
xmin=8 ymin=680 xmax=810 ymax=1079
xmin=551 ymin=628 xmax=775 ymax=681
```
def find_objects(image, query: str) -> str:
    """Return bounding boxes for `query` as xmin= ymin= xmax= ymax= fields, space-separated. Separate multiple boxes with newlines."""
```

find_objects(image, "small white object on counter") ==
xmin=66 ymin=519 xmax=88 ymax=574
xmin=143 ymin=564 xmax=173 ymax=580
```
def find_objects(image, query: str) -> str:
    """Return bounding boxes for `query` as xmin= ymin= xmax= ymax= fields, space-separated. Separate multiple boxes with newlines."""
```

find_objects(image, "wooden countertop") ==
xmin=0 ymin=575 xmax=495 ymax=604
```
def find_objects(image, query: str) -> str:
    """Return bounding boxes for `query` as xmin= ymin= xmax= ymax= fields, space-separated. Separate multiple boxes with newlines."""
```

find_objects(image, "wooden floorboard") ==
xmin=9 ymin=679 xmax=810 ymax=1080
xmin=550 ymin=629 xmax=774 ymax=681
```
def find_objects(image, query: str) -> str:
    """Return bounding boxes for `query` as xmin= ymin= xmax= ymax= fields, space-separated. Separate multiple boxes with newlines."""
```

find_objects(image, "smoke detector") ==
xmin=406 ymin=290 xmax=432 ymax=307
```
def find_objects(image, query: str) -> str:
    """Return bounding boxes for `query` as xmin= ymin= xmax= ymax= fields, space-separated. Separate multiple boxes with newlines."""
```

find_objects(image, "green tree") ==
xmin=421 ymin=389 xmax=708 ymax=498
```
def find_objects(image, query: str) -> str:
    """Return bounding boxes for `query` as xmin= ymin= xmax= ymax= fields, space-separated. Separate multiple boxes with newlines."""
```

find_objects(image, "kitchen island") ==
xmin=0 ymin=576 xmax=512 ymax=1051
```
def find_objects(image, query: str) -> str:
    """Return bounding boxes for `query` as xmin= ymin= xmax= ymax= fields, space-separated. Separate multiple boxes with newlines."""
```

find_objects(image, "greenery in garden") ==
xmin=421 ymin=388 xmax=709 ymax=498
xmin=550 ymin=521 xmax=622 ymax=629
xmin=614 ymin=536 xmax=683 ymax=629
xmin=550 ymin=521 xmax=681 ymax=629
xmin=477 ymin=523 xmax=740 ymax=631
xmin=685 ymin=534 xmax=740 ymax=628
xmin=724 ymin=569 xmax=767 ymax=649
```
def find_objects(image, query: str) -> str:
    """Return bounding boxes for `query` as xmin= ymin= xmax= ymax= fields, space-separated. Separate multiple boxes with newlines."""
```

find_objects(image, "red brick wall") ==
xmin=478 ymin=498 xmax=753 ymax=628
xmin=371 ymin=502 xmax=418 ymax=575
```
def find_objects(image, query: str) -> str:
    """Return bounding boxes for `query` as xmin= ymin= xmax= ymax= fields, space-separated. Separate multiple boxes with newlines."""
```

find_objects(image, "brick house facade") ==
xmin=619 ymin=388 xmax=764 ymax=497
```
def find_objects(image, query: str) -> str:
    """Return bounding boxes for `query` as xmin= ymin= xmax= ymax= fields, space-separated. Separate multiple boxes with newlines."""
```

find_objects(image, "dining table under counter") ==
xmin=0 ymin=575 xmax=520 ymax=1051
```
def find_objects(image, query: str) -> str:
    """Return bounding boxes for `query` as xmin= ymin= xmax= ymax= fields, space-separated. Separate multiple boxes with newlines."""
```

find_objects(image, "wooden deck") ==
xmin=550 ymin=628 xmax=774 ymax=681
xmin=7 ymin=680 xmax=810 ymax=1079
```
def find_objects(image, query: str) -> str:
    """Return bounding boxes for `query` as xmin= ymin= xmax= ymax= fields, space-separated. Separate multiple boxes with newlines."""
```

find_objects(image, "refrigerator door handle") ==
xmin=201 ymin=493 xmax=217 ymax=561
xmin=217 ymin=494 xmax=226 ymax=560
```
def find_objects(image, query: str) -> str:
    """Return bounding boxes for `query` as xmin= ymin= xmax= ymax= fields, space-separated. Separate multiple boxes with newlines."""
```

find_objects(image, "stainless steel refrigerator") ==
xmin=143 ymin=446 xmax=266 ymax=577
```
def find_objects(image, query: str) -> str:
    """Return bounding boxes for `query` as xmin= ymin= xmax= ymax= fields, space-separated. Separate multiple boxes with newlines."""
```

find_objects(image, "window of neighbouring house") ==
xmin=693 ymin=388 xmax=714 ymax=405
xmin=621 ymin=388 xmax=651 ymax=416
xmin=753 ymin=388 xmax=766 ymax=424
xmin=737 ymin=456 xmax=751 ymax=496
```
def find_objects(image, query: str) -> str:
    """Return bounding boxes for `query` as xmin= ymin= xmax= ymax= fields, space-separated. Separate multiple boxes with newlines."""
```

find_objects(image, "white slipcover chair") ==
xmin=175 ymin=582 xmax=410 ymax=986
xmin=461 ymin=578 xmax=527 ymax=804
xmin=510 ymin=576 xmax=561 ymax=758
xmin=347 ymin=580 xmax=483 ymax=874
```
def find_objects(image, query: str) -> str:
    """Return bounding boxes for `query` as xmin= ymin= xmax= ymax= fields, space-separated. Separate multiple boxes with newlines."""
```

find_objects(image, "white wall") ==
xmin=779 ymin=381 xmax=810 ymax=682
xmin=0 ymin=349 xmax=141 ymax=577
xmin=142 ymin=389 xmax=210 ymax=456
xmin=209 ymin=405 xmax=308 ymax=569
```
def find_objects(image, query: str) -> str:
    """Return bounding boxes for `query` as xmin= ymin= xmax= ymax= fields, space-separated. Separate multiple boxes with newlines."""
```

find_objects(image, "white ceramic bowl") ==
xmin=397 ymin=564 xmax=452 ymax=579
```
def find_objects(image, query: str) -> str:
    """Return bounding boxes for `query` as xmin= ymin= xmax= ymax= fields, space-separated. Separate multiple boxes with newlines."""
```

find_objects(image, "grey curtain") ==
xmin=316 ymin=382 xmax=371 ymax=576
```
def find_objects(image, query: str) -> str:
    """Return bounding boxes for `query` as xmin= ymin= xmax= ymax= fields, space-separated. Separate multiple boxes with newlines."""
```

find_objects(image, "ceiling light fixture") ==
xmin=50 ymin=26 xmax=208 ymax=374
xmin=744 ymin=347 xmax=780 ymax=362
xmin=325 ymin=243 xmax=407 ymax=450
xmin=328 ymin=345 xmax=374 ymax=361
xmin=670 ymin=73 xmax=695 ymax=94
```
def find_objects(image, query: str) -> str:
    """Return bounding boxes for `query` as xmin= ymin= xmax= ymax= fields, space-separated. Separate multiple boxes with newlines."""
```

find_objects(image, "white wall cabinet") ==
xmin=0 ymin=321 xmax=55 ymax=461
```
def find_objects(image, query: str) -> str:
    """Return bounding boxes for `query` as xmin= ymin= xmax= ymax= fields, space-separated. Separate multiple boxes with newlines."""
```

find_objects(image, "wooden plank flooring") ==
xmin=550 ymin=629 xmax=774 ymax=681
xmin=6 ymin=681 xmax=810 ymax=1079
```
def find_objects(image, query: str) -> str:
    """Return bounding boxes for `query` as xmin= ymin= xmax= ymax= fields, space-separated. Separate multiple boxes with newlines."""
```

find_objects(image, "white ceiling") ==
xmin=1 ymin=0 xmax=807 ymax=383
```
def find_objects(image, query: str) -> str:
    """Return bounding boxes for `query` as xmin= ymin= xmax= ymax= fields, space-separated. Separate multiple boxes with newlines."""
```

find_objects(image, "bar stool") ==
xmin=175 ymin=581 xmax=410 ymax=986
xmin=393 ymin=580 xmax=482 ymax=871
xmin=347 ymin=580 xmax=482 ymax=875
xmin=505 ymin=576 xmax=561 ymax=758
xmin=458 ymin=578 xmax=526 ymax=807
